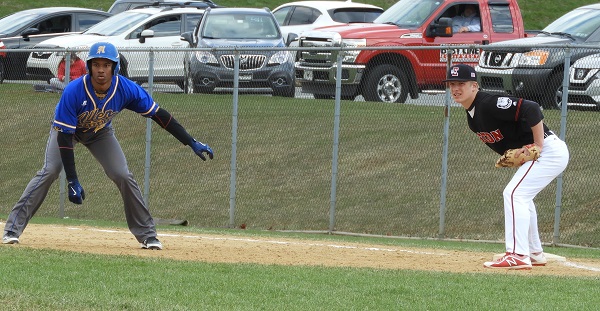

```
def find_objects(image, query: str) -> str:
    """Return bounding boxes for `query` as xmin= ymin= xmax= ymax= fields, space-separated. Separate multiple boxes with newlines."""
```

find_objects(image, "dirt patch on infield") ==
xmin=5 ymin=224 xmax=600 ymax=277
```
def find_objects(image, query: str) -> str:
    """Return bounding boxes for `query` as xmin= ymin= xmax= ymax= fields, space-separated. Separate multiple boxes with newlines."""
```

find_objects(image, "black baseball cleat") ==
xmin=2 ymin=231 xmax=20 ymax=244
xmin=141 ymin=237 xmax=163 ymax=250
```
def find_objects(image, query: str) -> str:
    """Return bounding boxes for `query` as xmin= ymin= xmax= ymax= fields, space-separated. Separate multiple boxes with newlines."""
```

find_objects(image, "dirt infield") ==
xmin=4 ymin=224 xmax=600 ymax=277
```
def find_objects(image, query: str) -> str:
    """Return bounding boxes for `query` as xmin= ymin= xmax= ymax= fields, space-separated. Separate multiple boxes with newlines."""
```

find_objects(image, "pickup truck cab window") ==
xmin=374 ymin=0 xmax=442 ymax=28
xmin=490 ymin=3 xmax=514 ymax=33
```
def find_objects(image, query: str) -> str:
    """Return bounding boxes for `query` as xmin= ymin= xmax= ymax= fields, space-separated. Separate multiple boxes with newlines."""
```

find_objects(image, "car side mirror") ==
xmin=21 ymin=28 xmax=40 ymax=41
xmin=286 ymin=33 xmax=298 ymax=46
xmin=426 ymin=17 xmax=453 ymax=38
xmin=139 ymin=29 xmax=154 ymax=43
xmin=181 ymin=31 xmax=193 ymax=45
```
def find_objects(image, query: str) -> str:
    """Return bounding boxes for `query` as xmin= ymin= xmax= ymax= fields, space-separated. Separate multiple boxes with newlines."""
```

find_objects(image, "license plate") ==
xmin=239 ymin=74 xmax=252 ymax=81
xmin=303 ymin=70 xmax=313 ymax=81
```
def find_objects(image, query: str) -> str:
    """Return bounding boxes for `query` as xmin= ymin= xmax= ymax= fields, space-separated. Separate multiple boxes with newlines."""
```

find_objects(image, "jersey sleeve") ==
xmin=121 ymin=78 xmax=159 ymax=117
xmin=485 ymin=96 xmax=543 ymax=126
xmin=52 ymin=82 xmax=82 ymax=134
xmin=518 ymin=99 xmax=544 ymax=127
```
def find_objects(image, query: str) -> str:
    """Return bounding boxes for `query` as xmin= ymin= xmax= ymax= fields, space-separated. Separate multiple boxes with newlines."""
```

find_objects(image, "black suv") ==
xmin=180 ymin=7 xmax=296 ymax=97
xmin=476 ymin=4 xmax=600 ymax=109
xmin=108 ymin=0 xmax=221 ymax=14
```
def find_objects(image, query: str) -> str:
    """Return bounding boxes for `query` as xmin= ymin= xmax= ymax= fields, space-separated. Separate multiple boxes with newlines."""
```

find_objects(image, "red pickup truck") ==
xmin=294 ymin=0 xmax=531 ymax=102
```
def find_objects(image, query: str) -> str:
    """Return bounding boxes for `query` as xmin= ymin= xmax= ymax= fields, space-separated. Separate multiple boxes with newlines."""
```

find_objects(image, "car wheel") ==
xmin=539 ymin=71 xmax=563 ymax=110
xmin=182 ymin=61 xmax=195 ymax=94
xmin=118 ymin=56 xmax=129 ymax=78
xmin=0 ymin=60 xmax=5 ymax=84
xmin=362 ymin=64 xmax=409 ymax=103
xmin=314 ymin=94 xmax=331 ymax=99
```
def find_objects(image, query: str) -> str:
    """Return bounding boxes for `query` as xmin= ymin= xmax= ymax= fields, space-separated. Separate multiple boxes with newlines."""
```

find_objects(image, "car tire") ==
xmin=362 ymin=64 xmax=409 ymax=103
xmin=0 ymin=60 xmax=5 ymax=84
xmin=118 ymin=54 xmax=129 ymax=78
xmin=539 ymin=71 xmax=564 ymax=110
xmin=182 ymin=61 xmax=194 ymax=94
xmin=313 ymin=94 xmax=331 ymax=99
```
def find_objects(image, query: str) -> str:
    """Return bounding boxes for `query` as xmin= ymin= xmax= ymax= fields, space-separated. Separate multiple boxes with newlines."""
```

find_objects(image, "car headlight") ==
xmin=194 ymin=51 xmax=218 ymax=64
xmin=341 ymin=39 xmax=366 ymax=63
xmin=518 ymin=50 xmax=549 ymax=66
xmin=268 ymin=50 xmax=292 ymax=65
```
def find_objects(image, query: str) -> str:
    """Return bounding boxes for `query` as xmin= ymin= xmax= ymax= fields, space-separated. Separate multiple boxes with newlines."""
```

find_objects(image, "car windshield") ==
xmin=329 ymin=8 xmax=383 ymax=23
xmin=374 ymin=0 xmax=442 ymax=28
xmin=542 ymin=8 xmax=600 ymax=41
xmin=83 ymin=11 xmax=151 ymax=36
xmin=202 ymin=13 xmax=279 ymax=39
xmin=0 ymin=11 xmax=45 ymax=35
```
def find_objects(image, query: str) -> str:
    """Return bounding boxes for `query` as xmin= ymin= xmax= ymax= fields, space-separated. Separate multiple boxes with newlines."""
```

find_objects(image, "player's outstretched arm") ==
xmin=57 ymin=131 xmax=86 ymax=204
xmin=150 ymin=108 xmax=214 ymax=160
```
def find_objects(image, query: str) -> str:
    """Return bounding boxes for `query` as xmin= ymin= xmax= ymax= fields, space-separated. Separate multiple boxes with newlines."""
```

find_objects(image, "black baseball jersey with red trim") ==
xmin=465 ymin=92 xmax=549 ymax=155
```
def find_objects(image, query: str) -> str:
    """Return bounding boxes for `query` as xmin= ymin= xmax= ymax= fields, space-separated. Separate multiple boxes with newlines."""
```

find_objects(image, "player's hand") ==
xmin=67 ymin=179 xmax=86 ymax=204
xmin=190 ymin=139 xmax=214 ymax=161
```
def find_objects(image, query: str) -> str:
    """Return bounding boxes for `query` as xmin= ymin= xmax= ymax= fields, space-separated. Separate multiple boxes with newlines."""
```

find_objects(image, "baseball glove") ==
xmin=495 ymin=144 xmax=541 ymax=168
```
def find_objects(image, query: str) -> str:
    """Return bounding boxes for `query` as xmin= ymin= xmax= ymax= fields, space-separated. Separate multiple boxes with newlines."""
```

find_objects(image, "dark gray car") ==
xmin=0 ymin=7 xmax=111 ymax=83
xmin=180 ymin=7 xmax=295 ymax=97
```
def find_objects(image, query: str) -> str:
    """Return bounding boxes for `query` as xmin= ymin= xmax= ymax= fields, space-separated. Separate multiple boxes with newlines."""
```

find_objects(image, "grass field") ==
xmin=1 ymin=81 xmax=599 ymax=308
xmin=0 ymin=217 xmax=599 ymax=310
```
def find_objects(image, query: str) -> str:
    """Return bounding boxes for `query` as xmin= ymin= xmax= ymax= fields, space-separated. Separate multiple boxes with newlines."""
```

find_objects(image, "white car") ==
xmin=272 ymin=0 xmax=384 ymax=40
xmin=26 ymin=6 xmax=205 ymax=89
xmin=569 ymin=53 xmax=600 ymax=107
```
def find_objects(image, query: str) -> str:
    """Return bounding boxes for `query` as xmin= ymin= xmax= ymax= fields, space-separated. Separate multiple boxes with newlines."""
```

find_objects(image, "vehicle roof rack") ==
xmin=132 ymin=0 xmax=218 ymax=10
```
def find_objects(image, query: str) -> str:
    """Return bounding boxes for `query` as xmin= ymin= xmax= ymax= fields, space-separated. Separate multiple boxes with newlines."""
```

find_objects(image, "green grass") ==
xmin=0 ymin=222 xmax=599 ymax=310
xmin=1 ymin=0 xmax=599 ymax=30
xmin=2 ymin=83 xmax=600 ymax=247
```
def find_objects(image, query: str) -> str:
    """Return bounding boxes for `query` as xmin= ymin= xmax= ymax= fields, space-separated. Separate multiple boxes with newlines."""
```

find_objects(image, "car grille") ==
xmin=298 ymin=37 xmax=336 ymax=67
xmin=480 ymin=51 xmax=517 ymax=68
xmin=220 ymin=55 xmax=266 ymax=70
xmin=30 ymin=51 xmax=53 ymax=60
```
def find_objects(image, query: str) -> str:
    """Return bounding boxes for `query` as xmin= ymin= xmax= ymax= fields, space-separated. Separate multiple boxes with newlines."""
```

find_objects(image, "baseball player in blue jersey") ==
xmin=2 ymin=42 xmax=213 ymax=250
xmin=445 ymin=64 xmax=569 ymax=269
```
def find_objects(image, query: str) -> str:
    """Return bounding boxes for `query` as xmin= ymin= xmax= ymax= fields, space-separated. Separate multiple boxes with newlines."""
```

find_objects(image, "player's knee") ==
xmin=502 ymin=186 xmax=515 ymax=200
xmin=105 ymin=168 xmax=131 ymax=183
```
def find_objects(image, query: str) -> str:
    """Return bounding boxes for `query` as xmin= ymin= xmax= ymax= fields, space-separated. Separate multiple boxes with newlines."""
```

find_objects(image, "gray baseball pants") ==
xmin=4 ymin=126 xmax=157 ymax=243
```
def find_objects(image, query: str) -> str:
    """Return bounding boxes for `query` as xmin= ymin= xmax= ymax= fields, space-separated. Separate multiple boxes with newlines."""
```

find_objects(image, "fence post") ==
xmin=229 ymin=50 xmax=240 ymax=229
xmin=328 ymin=51 xmax=344 ymax=233
xmin=143 ymin=49 xmax=155 ymax=206
xmin=438 ymin=49 xmax=454 ymax=239
xmin=552 ymin=46 xmax=571 ymax=245
xmin=58 ymin=50 xmax=72 ymax=218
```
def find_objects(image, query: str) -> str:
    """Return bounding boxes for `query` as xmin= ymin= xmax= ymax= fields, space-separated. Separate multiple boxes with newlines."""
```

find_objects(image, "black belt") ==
xmin=544 ymin=131 xmax=555 ymax=138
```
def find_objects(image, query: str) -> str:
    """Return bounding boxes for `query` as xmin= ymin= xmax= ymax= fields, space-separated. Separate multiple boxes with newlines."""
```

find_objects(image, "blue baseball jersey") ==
xmin=52 ymin=74 xmax=159 ymax=134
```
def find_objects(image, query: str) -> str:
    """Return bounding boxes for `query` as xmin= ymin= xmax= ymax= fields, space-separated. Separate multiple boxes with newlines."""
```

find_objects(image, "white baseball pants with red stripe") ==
xmin=503 ymin=134 xmax=569 ymax=255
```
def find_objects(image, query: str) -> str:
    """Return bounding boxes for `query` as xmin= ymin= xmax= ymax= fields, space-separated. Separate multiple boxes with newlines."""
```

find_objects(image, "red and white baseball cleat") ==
xmin=530 ymin=252 xmax=548 ymax=266
xmin=483 ymin=252 xmax=532 ymax=270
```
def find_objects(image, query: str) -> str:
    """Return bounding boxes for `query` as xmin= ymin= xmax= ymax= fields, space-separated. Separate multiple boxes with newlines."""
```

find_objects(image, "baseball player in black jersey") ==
xmin=2 ymin=42 xmax=214 ymax=249
xmin=445 ymin=64 xmax=569 ymax=269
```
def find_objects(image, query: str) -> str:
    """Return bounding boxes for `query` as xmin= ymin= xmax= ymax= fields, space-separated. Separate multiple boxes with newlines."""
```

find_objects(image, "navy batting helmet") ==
xmin=86 ymin=42 xmax=120 ymax=75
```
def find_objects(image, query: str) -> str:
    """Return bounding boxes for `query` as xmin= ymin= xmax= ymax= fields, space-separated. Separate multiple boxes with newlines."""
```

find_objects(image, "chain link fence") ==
xmin=0 ymin=45 xmax=598 ymax=248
